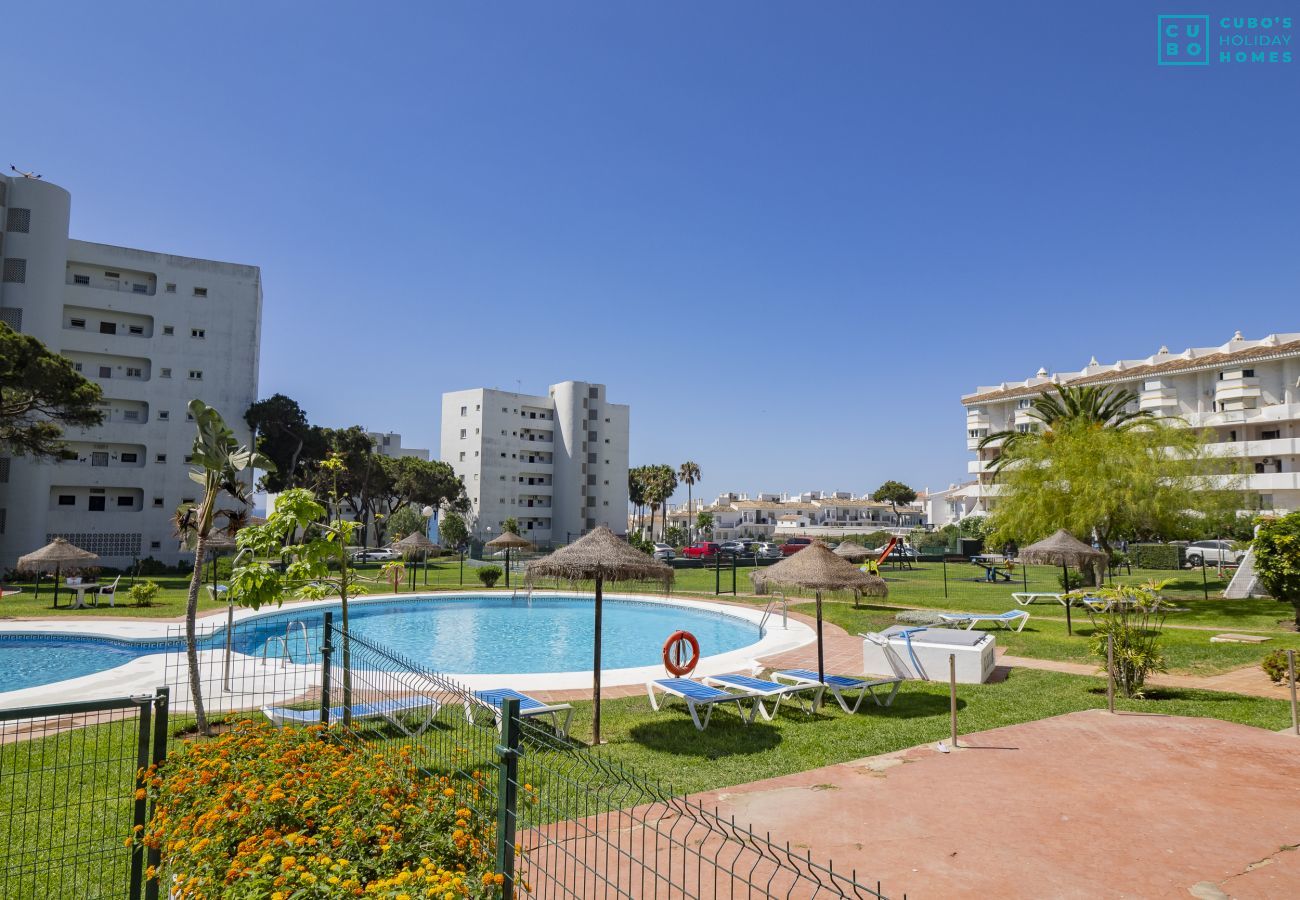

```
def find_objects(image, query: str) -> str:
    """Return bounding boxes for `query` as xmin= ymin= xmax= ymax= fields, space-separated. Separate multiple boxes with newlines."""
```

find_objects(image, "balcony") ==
xmin=1139 ymin=385 xmax=1179 ymax=412
xmin=1216 ymin=376 xmax=1261 ymax=411
xmin=1245 ymin=472 xmax=1300 ymax=492
xmin=965 ymin=409 xmax=990 ymax=429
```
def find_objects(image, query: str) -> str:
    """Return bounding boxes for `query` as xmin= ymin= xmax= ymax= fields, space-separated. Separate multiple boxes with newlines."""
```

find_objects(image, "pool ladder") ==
xmin=509 ymin=587 xmax=534 ymax=606
xmin=259 ymin=620 xmax=313 ymax=668
xmin=758 ymin=592 xmax=788 ymax=632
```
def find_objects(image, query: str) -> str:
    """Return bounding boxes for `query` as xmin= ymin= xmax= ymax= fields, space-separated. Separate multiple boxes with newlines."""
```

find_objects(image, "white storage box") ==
xmin=862 ymin=625 xmax=996 ymax=684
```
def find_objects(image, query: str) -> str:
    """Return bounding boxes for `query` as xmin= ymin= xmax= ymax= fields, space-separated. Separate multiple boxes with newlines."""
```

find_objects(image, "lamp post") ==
xmin=421 ymin=505 xmax=434 ymax=585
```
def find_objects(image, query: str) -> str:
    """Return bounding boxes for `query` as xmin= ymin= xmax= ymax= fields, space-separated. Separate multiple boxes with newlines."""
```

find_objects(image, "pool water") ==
xmin=0 ymin=595 xmax=762 ymax=692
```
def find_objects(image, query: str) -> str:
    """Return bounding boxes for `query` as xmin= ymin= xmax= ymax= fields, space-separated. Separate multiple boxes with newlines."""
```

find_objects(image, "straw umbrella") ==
xmin=17 ymin=538 xmax=99 ymax=607
xmin=486 ymin=530 xmax=533 ymax=588
xmin=204 ymin=532 xmax=238 ymax=595
xmin=833 ymin=541 xmax=874 ymax=562
xmin=753 ymin=541 xmax=887 ymax=683
xmin=525 ymin=526 xmax=673 ymax=743
xmin=395 ymin=531 xmax=441 ymax=585
xmin=1018 ymin=529 xmax=1106 ymax=636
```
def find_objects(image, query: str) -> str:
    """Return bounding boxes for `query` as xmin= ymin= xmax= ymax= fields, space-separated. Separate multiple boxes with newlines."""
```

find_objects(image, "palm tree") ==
xmin=678 ymin=461 xmax=701 ymax=542
xmin=978 ymin=383 xmax=1156 ymax=470
xmin=628 ymin=467 xmax=648 ymax=538
xmin=182 ymin=399 xmax=271 ymax=736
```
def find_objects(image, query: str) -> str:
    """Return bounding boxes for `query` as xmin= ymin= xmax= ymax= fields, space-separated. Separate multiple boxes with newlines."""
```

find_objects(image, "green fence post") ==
xmin=1201 ymin=559 xmax=1209 ymax=601
xmin=942 ymin=557 xmax=948 ymax=599
xmin=495 ymin=697 xmax=521 ymax=898
xmin=129 ymin=694 xmax=154 ymax=900
xmin=144 ymin=687 xmax=169 ymax=900
xmin=320 ymin=612 xmax=334 ymax=726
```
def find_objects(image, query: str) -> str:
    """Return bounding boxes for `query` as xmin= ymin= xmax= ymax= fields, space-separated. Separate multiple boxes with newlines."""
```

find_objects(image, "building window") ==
xmin=153 ymin=498 xmax=164 ymax=507
xmin=73 ymin=363 xmax=83 ymax=372
xmin=150 ymin=540 xmax=161 ymax=550
xmin=2 ymin=259 xmax=26 ymax=283
xmin=73 ymin=274 xmax=90 ymax=285
xmin=459 ymin=429 xmax=467 ymax=439
xmin=458 ymin=452 xmax=465 ymax=461
xmin=123 ymin=410 xmax=139 ymax=421
xmin=165 ymin=283 xmax=176 ymax=293
xmin=121 ymin=452 xmax=138 ymax=463
xmin=70 ymin=318 xmax=86 ymax=329
xmin=193 ymin=287 xmax=207 ymax=298
xmin=163 ymin=326 xmax=174 ymax=335
xmin=188 ymin=370 xmax=202 ymax=380
xmin=191 ymin=328 xmax=205 ymax=339
xmin=460 ymin=406 xmax=467 ymax=416
xmin=160 ymin=368 xmax=171 ymax=378
xmin=1243 ymin=368 xmax=1255 ymax=378
xmin=475 ymin=404 xmax=480 ymax=411
xmin=98 ymin=366 xmax=112 ymax=378
xmin=158 ymin=411 xmax=169 ymax=421
xmin=182 ymin=497 xmax=195 ymax=505
xmin=155 ymin=453 xmax=167 ymax=463
xmin=128 ymin=325 xmax=144 ymax=335
xmin=132 ymin=283 xmax=147 ymax=294
xmin=6 ymin=207 xmax=31 ymax=232
xmin=88 ymin=496 xmax=106 ymax=512
xmin=126 ymin=367 xmax=142 ymax=378
xmin=58 ymin=495 xmax=76 ymax=506
xmin=117 ymin=495 xmax=134 ymax=507
xmin=100 ymin=322 xmax=117 ymax=335
xmin=104 ymin=271 xmax=120 ymax=279
xmin=184 ymin=455 xmax=194 ymax=464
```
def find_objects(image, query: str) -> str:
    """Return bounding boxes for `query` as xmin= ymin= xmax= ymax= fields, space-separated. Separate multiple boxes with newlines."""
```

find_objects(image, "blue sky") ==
xmin=6 ymin=2 xmax=1297 ymax=502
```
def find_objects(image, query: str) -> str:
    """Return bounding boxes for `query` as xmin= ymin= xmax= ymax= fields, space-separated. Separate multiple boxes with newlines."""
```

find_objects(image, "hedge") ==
xmin=1128 ymin=543 xmax=1185 ymax=570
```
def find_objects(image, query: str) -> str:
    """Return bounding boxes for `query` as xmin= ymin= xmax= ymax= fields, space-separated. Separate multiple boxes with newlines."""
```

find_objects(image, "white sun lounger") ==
xmin=771 ymin=669 xmax=903 ymax=713
xmin=1011 ymin=591 xmax=1063 ymax=607
xmin=701 ymin=673 xmax=825 ymax=720
xmin=466 ymin=688 xmax=574 ymax=739
xmin=938 ymin=610 xmax=1030 ymax=632
xmin=647 ymin=678 xmax=761 ymax=730
xmin=262 ymin=695 xmax=441 ymax=736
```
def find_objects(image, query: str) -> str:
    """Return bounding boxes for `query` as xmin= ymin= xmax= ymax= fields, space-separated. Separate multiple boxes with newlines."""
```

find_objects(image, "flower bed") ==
xmin=137 ymin=721 xmax=505 ymax=898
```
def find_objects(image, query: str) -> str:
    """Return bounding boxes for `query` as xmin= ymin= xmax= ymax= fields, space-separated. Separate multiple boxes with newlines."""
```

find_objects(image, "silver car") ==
xmin=652 ymin=543 xmax=675 ymax=561
xmin=1185 ymin=540 xmax=1244 ymax=567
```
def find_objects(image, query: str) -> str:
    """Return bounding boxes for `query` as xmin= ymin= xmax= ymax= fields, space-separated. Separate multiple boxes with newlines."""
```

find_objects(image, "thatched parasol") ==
xmin=202 ymin=532 xmax=240 ymax=594
xmin=526 ymin=526 xmax=673 ymax=743
xmin=754 ymin=541 xmax=887 ymax=683
xmin=833 ymin=541 xmax=875 ymax=562
xmin=1018 ymin=529 xmax=1106 ymax=635
xmin=395 ymin=531 xmax=442 ymax=586
xmin=486 ymin=530 xmax=534 ymax=588
xmin=17 ymin=537 xmax=99 ymax=606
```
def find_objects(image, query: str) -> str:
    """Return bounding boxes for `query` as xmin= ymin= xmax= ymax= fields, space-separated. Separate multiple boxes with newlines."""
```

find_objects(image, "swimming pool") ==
xmin=0 ymin=594 xmax=765 ymax=693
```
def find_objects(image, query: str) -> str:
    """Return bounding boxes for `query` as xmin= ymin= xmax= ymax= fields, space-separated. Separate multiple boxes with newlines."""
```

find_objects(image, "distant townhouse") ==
xmin=640 ymin=491 xmax=923 ymax=540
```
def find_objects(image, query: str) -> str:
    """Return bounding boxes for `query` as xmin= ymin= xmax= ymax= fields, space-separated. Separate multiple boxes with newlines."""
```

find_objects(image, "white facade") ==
xmin=440 ymin=382 xmax=630 ymax=546
xmin=0 ymin=175 xmax=262 ymax=569
xmin=918 ymin=482 xmax=981 ymax=528
xmin=641 ymin=491 xmax=924 ymax=540
xmin=962 ymin=331 xmax=1300 ymax=516
xmin=369 ymin=431 xmax=430 ymax=461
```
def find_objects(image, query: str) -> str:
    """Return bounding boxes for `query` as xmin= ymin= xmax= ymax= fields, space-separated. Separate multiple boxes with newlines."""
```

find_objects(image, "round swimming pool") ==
xmin=0 ymin=594 xmax=764 ymax=692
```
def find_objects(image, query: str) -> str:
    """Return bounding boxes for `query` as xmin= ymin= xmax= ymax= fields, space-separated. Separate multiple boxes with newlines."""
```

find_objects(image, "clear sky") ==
xmin=6 ymin=2 xmax=1298 ymax=503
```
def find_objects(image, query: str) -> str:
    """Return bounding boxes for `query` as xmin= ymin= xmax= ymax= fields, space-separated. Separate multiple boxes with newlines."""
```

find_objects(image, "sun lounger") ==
xmin=937 ymin=610 xmax=1030 ymax=632
xmin=262 ymin=695 xmax=441 ymax=736
xmin=701 ymin=673 xmax=825 ymax=720
xmin=466 ymin=688 xmax=574 ymax=738
xmin=646 ymin=678 xmax=761 ymax=730
xmin=772 ymin=669 xmax=903 ymax=713
xmin=1011 ymin=591 xmax=1063 ymax=607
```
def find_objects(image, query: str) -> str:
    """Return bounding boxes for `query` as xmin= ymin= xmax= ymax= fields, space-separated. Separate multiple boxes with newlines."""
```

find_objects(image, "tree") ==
xmin=628 ymin=467 xmax=649 ymax=537
xmin=640 ymin=464 xmax=678 ymax=541
xmin=979 ymin=384 xmax=1156 ymax=470
xmin=987 ymin=418 xmax=1242 ymax=558
xmin=696 ymin=510 xmax=714 ymax=538
xmin=372 ymin=456 xmax=468 ymax=543
xmin=0 ymin=322 xmax=104 ymax=458
xmin=1254 ymin=512 xmax=1300 ymax=629
xmin=384 ymin=504 xmax=425 ymax=543
xmin=503 ymin=516 xmax=520 ymax=535
xmin=871 ymin=480 xmax=917 ymax=520
xmin=440 ymin=510 xmax=469 ymax=550
xmin=678 ymin=461 xmax=701 ymax=541
xmin=244 ymin=394 xmax=326 ymax=491
xmin=181 ymin=399 xmax=271 ymax=736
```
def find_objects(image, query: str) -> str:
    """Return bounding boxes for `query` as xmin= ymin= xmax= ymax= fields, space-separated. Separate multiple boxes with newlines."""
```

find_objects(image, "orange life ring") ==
xmin=662 ymin=630 xmax=700 ymax=677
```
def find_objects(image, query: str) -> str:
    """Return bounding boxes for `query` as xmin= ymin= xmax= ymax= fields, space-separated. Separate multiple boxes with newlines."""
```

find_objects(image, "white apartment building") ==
xmin=440 ymin=382 xmax=630 ymax=546
xmin=962 ymin=331 xmax=1300 ymax=516
xmin=0 ymin=175 xmax=262 ymax=570
xmin=369 ymin=432 xmax=430 ymax=461
xmin=640 ymin=491 xmax=923 ymax=540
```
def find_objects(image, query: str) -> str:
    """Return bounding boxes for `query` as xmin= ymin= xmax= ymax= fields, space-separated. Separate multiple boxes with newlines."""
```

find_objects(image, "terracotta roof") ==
xmin=963 ymin=337 xmax=1300 ymax=405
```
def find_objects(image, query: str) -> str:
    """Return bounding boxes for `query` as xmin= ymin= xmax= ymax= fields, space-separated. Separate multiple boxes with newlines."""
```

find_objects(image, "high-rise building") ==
xmin=962 ymin=331 xmax=1300 ymax=516
xmin=369 ymin=431 xmax=431 ymax=461
xmin=0 ymin=174 xmax=262 ymax=569
xmin=440 ymin=382 xmax=630 ymax=546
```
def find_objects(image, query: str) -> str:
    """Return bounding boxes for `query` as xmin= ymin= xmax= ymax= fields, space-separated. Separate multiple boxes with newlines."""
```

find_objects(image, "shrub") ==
xmin=477 ymin=566 xmax=502 ymax=588
xmin=1262 ymin=649 xmax=1298 ymax=684
xmin=1254 ymin=511 xmax=1300 ymax=629
xmin=138 ymin=722 xmax=504 ymax=898
xmin=1129 ymin=543 xmax=1185 ymax=570
xmin=1086 ymin=580 xmax=1171 ymax=698
xmin=128 ymin=581 xmax=160 ymax=607
xmin=1057 ymin=569 xmax=1086 ymax=591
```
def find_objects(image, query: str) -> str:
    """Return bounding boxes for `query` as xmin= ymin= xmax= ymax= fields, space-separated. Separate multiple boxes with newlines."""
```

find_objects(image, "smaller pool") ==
xmin=0 ymin=637 xmax=151 ymax=692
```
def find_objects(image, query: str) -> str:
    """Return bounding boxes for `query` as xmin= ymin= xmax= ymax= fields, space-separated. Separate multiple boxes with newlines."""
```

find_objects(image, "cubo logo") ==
xmin=1158 ymin=14 xmax=1210 ymax=65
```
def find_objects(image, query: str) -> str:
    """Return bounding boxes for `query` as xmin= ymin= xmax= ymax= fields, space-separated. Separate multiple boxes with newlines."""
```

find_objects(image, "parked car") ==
xmin=350 ymin=547 xmax=402 ymax=563
xmin=754 ymin=542 xmax=782 ymax=559
xmin=682 ymin=542 xmax=721 ymax=559
xmin=651 ymin=543 xmax=675 ymax=561
xmin=885 ymin=543 xmax=920 ymax=560
xmin=1184 ymin=540 xmax=1245 ymax=567
xmin=780 ymin=537 xmax=812 ymax=556
xmin=718 ymin=540 xmax=748 ymax=557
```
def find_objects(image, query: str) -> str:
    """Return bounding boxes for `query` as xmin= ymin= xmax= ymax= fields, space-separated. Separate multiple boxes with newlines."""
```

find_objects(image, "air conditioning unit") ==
xmin=1260 ymin=458 xmax=1274 ymax=466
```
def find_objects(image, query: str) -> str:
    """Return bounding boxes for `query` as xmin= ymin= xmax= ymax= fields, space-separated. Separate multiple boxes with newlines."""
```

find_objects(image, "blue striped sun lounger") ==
xmin=937 ymin=610 xmax=1030 ymax=632
xmin=646 ymin=677 xmax=761 ymax=730
xmin=466 ymin=688 xmax=574 ymax=738
xmin=262 ymin=695 xmax=441 ymax=736
xmin=772 ymin=669 xmax=903 ymax=713
xmin=701 ymin=673 xmax=825 ymax=720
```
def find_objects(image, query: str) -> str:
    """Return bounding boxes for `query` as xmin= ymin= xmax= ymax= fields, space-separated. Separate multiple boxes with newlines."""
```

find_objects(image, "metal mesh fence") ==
xmin=0 ymin=692 xmax=166 ymax=900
